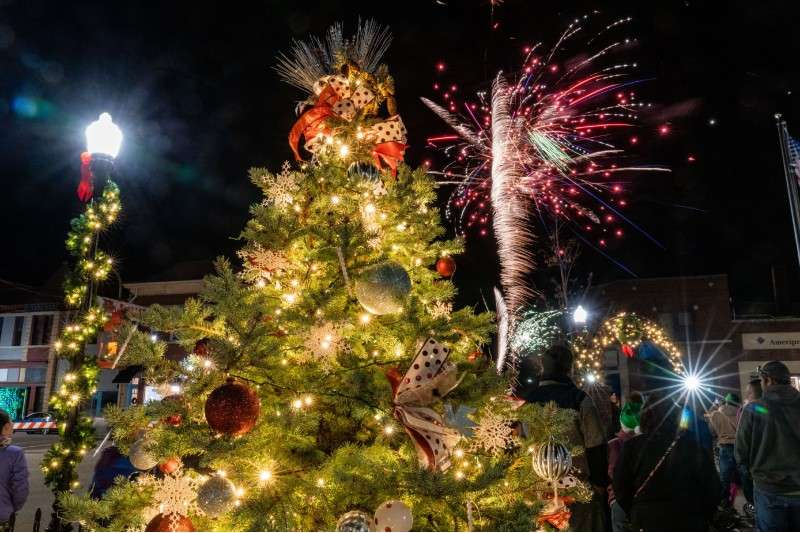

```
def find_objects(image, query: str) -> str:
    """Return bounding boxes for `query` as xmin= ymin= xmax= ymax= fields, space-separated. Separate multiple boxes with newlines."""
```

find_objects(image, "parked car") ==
xmin=16 ymin=412 xmax=55 ymax=434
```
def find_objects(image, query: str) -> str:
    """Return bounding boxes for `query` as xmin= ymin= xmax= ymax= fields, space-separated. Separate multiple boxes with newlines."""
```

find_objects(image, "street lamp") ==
xmin=86 ymin=112 xmax=122 ymax=177
xmin=78 ymin=113 xmax=123 ymax=202
xmin=572 ymin=305 xmax=588 ymax=325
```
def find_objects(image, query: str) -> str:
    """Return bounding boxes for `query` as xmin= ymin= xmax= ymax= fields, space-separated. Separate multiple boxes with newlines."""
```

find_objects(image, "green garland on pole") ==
xmin=43 ymin=180 xmax=121 ymax=522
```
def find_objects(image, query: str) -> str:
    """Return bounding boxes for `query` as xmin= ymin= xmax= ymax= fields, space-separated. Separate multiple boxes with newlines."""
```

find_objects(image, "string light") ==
xmin=259 ymin=470 xmax=273 ymax=482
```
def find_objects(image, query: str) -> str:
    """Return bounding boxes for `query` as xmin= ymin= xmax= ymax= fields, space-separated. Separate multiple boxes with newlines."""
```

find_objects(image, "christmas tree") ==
xmin=60 ymin=22 xmax=589 ymax=532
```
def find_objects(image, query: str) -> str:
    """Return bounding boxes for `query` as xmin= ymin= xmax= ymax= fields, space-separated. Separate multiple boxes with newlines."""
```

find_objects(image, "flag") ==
xmin=789 ymin=136 xmax=800 ymax=181
xmin=777 ymin=116 xmax=800 ymax=268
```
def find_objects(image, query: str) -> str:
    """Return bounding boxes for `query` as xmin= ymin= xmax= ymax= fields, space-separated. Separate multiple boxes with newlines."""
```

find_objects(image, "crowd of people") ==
xmin=0 ymin=350 xmax=796 ymax=532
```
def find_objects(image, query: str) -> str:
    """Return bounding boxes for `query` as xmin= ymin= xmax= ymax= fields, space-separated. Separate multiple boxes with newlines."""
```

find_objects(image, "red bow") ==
xmin=372 ymin=141 xmax=407 ymax=178
xmin=77 ymin=152 xmax=94 ymax=202
xmin=288 ymin=85 xmax=340 ymax=161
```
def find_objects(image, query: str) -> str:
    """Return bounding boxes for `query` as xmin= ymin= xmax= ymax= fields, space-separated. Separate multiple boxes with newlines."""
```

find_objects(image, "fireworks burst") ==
xmin=424 ymin=15 xmax=669 ymax=253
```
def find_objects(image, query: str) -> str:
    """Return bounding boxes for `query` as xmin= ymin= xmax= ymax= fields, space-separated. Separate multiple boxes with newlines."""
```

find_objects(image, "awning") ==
xmin=112 ymin=365 xmax=144 ymax=384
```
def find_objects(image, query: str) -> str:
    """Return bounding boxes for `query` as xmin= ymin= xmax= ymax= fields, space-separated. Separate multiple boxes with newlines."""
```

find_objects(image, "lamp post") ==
xmin=46 ymin=113 xmax=123 ymax=531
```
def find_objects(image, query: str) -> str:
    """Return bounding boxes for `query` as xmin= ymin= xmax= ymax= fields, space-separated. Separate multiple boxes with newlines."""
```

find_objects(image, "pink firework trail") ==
xmin=424 ymin=15 xmax=669 ymax=253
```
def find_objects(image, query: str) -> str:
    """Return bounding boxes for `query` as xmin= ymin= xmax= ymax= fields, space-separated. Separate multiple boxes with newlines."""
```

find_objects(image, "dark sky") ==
xmin=1 ymin=0 xmax=799 ymax=306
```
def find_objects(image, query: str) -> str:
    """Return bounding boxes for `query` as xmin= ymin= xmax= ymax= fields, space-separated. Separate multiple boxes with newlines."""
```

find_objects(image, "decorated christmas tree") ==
xmin=60 ymin=22 xmax=590 ymax=532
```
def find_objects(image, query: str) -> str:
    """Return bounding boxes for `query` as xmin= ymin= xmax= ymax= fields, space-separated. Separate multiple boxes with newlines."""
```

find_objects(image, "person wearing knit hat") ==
xmin=619 ymin=401 xmax=641 ymax=433
xmin=607 ymin=399 xmax=642 ymax=531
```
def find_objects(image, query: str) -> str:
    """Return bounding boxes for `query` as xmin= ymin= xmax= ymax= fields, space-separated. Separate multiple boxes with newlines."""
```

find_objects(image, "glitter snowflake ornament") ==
xmin=304 ymin=322 xmax=345 ymax=362
xmin=239 ymin=244 xmax=292 ymax=281
xmin=261 ymin=162 xmax=301 ymax=207
xmin=138 ymin=473 xmax=201 ymax=531
xmin=469 ymin=409 xmax=519 ymax=456
xmin=427 ymin=301 xmax=453 ymax=320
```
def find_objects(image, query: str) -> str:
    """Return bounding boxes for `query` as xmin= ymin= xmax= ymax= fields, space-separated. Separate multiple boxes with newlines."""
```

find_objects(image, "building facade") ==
xmin=0 ymin=282 xmax=63 ymax=419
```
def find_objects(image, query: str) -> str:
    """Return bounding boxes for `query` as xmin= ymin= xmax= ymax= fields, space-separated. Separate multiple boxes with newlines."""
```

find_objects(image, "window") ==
xmin=26 ymin=367 xmax=46 ymax=383
xmin=11 ymin=317 xmax=24 ymax=346
xmin=30 ymin=315 xmax=53 ymax=346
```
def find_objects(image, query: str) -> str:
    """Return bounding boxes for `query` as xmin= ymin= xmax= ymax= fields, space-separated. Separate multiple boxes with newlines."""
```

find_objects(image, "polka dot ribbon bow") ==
xmin=289 ymin=74 xmax=408 ymax=176
xmin=385 ymin=338 xmax=462 ymax=472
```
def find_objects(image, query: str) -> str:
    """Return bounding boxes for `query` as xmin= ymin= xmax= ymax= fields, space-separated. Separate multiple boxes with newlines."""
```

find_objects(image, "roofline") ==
xmin=594 ymin=273 xmax=728 ymax=289
xmin=123 ymin=279 xmax=204 ymax=296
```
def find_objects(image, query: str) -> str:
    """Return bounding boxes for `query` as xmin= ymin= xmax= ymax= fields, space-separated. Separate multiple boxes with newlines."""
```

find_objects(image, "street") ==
xmin=11 ymin=423 xmax=105 ymax=531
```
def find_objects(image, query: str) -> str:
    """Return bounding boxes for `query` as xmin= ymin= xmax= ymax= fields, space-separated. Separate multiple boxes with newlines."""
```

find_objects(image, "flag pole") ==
xmin=776 ymin=113 xmax=800 ymax=269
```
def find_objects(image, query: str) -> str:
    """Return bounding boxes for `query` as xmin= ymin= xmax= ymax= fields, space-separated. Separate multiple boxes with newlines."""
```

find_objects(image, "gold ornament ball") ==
xmin=129 ymin=438 xmax=158 ymax=471
xmin=197 ymin=475 xmax=236 ymax=517
xmin=354 ymin=262 xmax=411 ymax=315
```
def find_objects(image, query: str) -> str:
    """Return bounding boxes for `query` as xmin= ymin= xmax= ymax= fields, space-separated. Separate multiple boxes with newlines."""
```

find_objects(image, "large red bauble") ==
xmin=204 ymin=378 xmax=260 ymax=436
xmin=145 ymin=514 xmax=195 ymax=532
xmin=436 ymin=256 xmax=456 ymax=277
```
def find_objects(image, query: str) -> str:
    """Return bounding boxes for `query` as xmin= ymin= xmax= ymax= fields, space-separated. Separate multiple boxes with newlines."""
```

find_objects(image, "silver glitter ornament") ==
xmin=129 ymin=438 xmax=158 ymax=471
xmin=336 ymin=510 xmax=372 ymax=532
xmin=354 ymin=261 xmax=411 ymax=315
xmin=197 ymin=475 xmax=236 ymax=517
xmin=531 ymin=439 xmax=572 ymax=483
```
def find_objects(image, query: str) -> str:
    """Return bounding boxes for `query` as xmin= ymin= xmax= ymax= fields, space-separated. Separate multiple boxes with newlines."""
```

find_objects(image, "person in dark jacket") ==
xmin=613 ymin=392 xmax=721 ymax=531
xmin=519 ymin=345 xmax=609 ymax=531
xmin=736 ymin=361 xmax=800 ymax=531
xmin=0 ymin=409 xmax=28 ymax=529
xmin=90 ymin=444 xmax=138 ymax=499
xmin=737 ymin=375 xmax=763 ymax=518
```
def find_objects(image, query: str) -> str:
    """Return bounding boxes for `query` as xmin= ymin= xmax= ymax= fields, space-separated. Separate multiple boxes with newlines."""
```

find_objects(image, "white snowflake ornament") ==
xmin=239 ymin=244 xmax=292 ymax=280
xmin=138 ymin=473 xmax=201 ymax=530
xmin=303 ymin=322 xmax=345 ymax=363
xmin=469 ymin=409 xmax=519 ymax=456
xmin=261 ymin=162 xmax=301 ymax=207
xmin=427 ymin=301 xmax=453 ymax=320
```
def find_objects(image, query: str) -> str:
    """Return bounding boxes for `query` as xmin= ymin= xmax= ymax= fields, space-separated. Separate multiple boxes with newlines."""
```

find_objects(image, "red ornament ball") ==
xmin=436 ymin=256 xmax=456 ymax=277
xmin=164 ymin=414 xmax=183 ymax=427
xmin=467 ymin=350 xmax=482 ymax=363
xmin=204 ymin=378 xmax=260 ymax=436
xmin=158 ymin=457 xmax=181 ymax=474
xmin=145 ymin=514 xmax=195 ymax=532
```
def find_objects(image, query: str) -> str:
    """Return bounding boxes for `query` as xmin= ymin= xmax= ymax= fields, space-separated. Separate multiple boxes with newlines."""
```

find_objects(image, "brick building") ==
xmin=108 ymin=261 xmax=213 ymax=408
xmin=591 ymin=273 xmax=800 ymax=399
xmin=0 ymin=274 xmax=65 ymax=419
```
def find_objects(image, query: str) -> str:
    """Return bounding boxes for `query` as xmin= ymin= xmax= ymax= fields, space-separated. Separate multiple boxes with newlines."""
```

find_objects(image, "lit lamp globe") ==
xmin=572 ymin=305 xmax=588 ymax=325
xmin=85 ymin=112 xmax=123 ymax=177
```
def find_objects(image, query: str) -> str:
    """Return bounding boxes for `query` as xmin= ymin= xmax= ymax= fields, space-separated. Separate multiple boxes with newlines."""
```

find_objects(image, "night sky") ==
xmin=1 ymin=0 xmax=799 ymax=307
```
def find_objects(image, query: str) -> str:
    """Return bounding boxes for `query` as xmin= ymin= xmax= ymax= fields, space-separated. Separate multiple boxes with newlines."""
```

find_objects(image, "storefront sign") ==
xmin=742 ymin=332 xmax=800 ymax=350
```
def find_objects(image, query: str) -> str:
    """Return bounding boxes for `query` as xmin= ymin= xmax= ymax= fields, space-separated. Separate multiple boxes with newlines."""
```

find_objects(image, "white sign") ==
xmin=742 ymin=332 xmax=800 ymax=350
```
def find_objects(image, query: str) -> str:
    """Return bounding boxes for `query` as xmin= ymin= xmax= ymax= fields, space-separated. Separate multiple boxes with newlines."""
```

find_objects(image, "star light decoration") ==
xmin=469 ymin=408 xmax=519 ymax=456
xmin=574 ymin=312 xmax=684 ymax=376
xmin=260 ymin=162 xmax=301 ymax=208
xmin=138 ymin=473 xmax=201 ymax=530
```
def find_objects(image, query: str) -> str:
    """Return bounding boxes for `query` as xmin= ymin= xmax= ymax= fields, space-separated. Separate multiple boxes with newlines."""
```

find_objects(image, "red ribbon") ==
xmin=537 ymin=508 xmax=572 ymax=531
xmin=288 ymin=84 xmax=339 ymax=161
xmin=621 ymin=344 xmax=636 ymax=358
xmin=371 ymin=141 xmax=407 ymax=178
xmin=77 ymin=152 xmax=94 ymax=202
